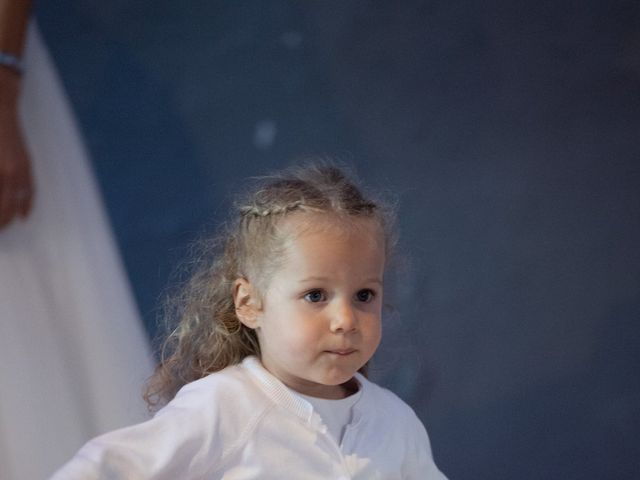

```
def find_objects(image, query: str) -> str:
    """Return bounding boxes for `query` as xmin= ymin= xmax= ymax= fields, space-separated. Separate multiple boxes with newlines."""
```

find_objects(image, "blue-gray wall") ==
xmin=38 ymin=1 xmax=640 ymax=478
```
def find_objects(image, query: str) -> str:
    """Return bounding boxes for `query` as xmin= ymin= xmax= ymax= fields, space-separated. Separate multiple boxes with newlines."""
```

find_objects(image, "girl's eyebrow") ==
xmin=298 ymin=276 xmax=383 ymax=285
xmin=298 ymin=276 xmax=328 ymax=283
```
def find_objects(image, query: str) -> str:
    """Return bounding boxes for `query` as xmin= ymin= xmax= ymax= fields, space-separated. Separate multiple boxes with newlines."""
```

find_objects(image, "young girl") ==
xmin=52 ymin=163 xmax=447 ymax=479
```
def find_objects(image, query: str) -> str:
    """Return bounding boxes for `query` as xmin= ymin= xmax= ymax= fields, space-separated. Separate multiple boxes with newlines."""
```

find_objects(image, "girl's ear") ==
xmin=233 ymin=278 xmax=261 ymax=329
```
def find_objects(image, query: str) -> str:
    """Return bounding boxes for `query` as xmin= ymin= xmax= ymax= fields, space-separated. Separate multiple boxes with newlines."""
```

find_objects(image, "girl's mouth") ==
xmin=326 ymin=349 xmax=356 ymax=356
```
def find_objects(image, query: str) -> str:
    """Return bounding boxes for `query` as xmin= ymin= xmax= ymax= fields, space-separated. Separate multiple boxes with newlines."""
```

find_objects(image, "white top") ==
xmin=295 ymin=388 xmax=362 ymax=445
xmin=51 ymin=356 xmax=448 ymax=480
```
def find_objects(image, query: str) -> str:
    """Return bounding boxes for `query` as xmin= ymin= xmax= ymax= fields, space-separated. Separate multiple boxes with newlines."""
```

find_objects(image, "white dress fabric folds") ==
xmin=0 ymin=26 xmax=154 ymax=480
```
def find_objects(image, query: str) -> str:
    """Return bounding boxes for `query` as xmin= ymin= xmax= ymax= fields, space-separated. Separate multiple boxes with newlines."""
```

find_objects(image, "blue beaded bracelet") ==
xmin=0 ymin=52 xmax=24 ymax=74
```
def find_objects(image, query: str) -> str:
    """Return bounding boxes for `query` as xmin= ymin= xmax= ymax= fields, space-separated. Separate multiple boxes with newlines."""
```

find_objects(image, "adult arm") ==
xmin=0 ymin=0 xmax=34 ymax=229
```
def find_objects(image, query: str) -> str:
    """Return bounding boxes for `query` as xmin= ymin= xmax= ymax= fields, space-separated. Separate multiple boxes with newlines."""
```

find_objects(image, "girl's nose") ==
xmin=330 ymin=301 xmax=357 ymax=333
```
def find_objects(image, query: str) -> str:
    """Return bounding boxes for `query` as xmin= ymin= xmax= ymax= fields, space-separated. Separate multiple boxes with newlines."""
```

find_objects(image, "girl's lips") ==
xmin=325 ymin=349 xmax=356 ymax=356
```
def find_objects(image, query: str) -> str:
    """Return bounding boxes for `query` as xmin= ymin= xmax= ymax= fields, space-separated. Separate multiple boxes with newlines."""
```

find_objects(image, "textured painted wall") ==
xmin=38 ymin=1 xmax=640 ymax=478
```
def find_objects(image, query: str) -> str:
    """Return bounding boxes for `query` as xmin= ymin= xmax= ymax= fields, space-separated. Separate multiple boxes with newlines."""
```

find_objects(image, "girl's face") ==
xmin=238 ymin=214 xmax=385 ymax=399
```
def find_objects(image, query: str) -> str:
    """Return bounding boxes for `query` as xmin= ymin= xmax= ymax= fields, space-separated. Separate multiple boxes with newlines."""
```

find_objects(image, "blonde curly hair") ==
xmin=144 ymin=161 xmax=396 ymax=409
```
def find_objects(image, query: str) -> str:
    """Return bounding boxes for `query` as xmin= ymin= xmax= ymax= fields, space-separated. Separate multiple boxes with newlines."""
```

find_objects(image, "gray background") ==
xmin=38 ymin=1 xmax=639 ymax=478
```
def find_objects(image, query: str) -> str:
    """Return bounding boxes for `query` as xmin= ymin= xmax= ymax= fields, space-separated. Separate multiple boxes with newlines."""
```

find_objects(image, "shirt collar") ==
xmin=241 ymin=356 xmax=371 ymax=426
xmin=241 ymin=356 xmax=314 ymax=423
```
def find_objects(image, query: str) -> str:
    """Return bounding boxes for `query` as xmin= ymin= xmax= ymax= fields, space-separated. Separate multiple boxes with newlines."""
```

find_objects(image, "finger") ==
xmin=0 ymin=170 xmax=29 ymax=227
xmin=0 ymin=179 xmax=16 ymax=228
xmin=16 ymin=165 xmax=34 ymax=217
xmin=5 ymin=150 xmax=35 ymax=221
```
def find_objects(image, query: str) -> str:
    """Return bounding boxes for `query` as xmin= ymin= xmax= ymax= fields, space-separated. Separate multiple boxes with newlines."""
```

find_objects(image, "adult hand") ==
xmin=0 ymin=67 xmax=33 ymax=229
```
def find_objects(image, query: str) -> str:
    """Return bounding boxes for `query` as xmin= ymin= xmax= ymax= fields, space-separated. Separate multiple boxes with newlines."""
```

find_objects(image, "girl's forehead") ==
xmin=259 ymin=212 xmax=386 ymax=290
xmin=280 ymin=211 xmax=384 ymax=241
xmin=276 ymin=212 xmax=386 ymax=270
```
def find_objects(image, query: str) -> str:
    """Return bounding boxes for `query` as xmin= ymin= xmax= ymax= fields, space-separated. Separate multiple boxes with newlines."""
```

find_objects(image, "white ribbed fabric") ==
xmin=242 ymin=355 xmax=314 ymax=422
xmin=0 ymin=25 xmax=154 ymax=480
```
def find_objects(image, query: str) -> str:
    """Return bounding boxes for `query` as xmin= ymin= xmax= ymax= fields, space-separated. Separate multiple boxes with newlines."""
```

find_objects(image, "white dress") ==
xmin=0 ymin=26 xmax=154 ymax=480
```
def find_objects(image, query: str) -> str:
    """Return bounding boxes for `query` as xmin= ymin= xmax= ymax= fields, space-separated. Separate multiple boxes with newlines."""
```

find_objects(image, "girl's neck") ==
xmin=340 ymin=377 xmax=360 ymax=397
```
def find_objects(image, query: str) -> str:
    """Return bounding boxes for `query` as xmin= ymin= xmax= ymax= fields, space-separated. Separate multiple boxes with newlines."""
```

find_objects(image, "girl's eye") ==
xmin=356 ymin=289 xmax=375 ymax=302
xmin=304 ymin=290 xmax=326 ymax=303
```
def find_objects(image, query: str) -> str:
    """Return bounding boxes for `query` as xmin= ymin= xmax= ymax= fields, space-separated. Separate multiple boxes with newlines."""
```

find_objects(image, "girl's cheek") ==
xmin=288 ymin=328 xmax=318 ymax=351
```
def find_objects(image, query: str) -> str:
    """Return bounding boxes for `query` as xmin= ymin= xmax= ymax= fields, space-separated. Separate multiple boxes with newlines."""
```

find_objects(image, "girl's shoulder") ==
xmin=357 ymin=374 xmax=408 ymax=407
xmin=356 ymin=374 xmax=424 ymax=426
xmin=140 ymin=358 xmax=275 ymax=460
xmin=158 ymin=357 xmax=273 ymax=425
xmin=357 ymin=375 xmax=439 ymax=461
